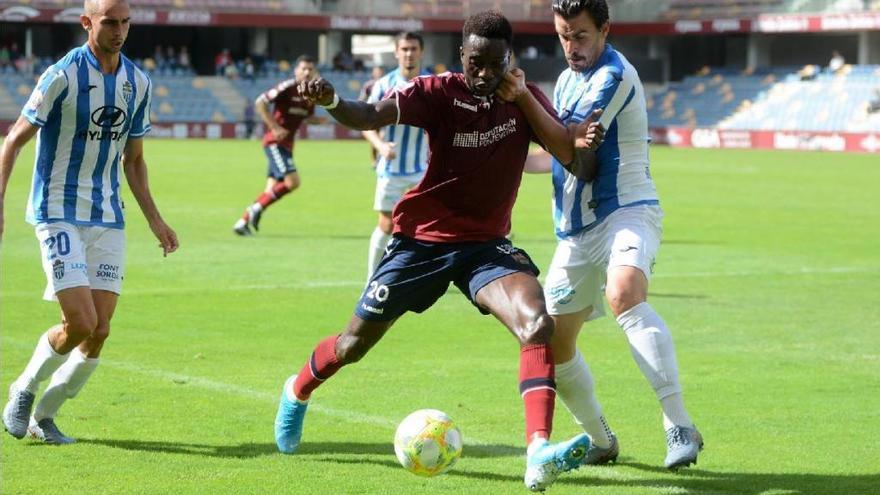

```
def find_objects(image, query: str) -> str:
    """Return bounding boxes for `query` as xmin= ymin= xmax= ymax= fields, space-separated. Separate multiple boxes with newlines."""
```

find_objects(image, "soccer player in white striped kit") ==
xmin=361 ymin=32 xmax=431 ymax=279
xmin=0 ymin=0 xmax=178 ymax=444
xmin=527 ymin=0 xmax=704 ymax=469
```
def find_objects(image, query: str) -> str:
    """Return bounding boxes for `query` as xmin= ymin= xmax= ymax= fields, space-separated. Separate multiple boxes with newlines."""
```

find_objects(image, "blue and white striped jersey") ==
xmin=552 ymin=43 xmax=657 ymax=239
xmin=367 ymin=68 xmax=430 ymax=177
xmin=22 ymin=44 xmax=152 ymax=229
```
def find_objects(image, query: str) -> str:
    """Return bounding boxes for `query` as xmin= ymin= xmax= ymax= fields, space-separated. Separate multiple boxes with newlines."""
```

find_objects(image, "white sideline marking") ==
xmin=0 ymin=338 xmax=495 ymax=446
xmin=3 ymin=266 xmax=877 ymax=299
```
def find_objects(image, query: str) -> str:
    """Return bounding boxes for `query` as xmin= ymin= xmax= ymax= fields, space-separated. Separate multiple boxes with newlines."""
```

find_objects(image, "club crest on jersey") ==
xmin=122 ymin=81 xmax=133 ymax=103
xmin=53 ymin=259 xmax=64 ymax=280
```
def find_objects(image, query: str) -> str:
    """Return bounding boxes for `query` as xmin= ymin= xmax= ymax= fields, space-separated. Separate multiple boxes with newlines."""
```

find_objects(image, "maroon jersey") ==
xmin=260 ymin=79 xmax=315 ymax=151
xmin=390 ymin=72 xmax=556 ymax=242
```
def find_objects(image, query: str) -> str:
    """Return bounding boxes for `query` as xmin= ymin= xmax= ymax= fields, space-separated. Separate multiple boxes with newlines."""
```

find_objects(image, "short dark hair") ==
xmin=552 ymin=0 xmax=610 ymax=28
xmin=462 ymin=10 xmax=513 ymax=46
xmin=395 ymin=31 xmax=424 ymax=49
xmin=296 ymin=54 xmax=316 ymax=66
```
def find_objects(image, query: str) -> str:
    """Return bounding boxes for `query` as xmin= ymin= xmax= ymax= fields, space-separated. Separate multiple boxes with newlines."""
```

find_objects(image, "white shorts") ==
xmin=373 ymin=174 xmax=423 ymax=212
xmin=35 ymin=222 xmax=126 ymax=301
xmin=544 ymin=205 xmax=663 ymax=320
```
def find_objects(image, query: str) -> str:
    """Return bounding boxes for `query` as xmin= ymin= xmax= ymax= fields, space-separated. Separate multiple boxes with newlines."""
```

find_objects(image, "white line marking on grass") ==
xmin=4 ymin=266 xmax=877 ymax=299
xmin=0 ymin=338 xmax=495 ymax=446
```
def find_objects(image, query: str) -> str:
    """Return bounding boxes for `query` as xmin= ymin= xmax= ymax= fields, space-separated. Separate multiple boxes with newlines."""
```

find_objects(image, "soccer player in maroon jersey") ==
xmin=275 ymin=12 xmax=603 ymax=491
xmin=232 ymin=55 xmax=324 ymax=236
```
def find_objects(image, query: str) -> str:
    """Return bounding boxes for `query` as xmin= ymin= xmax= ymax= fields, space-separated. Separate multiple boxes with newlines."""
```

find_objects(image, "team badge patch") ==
xmin=52 ymin=259 xmax=65 ymax=280
xmin=122 ymin=81 xmax=133 ymax=103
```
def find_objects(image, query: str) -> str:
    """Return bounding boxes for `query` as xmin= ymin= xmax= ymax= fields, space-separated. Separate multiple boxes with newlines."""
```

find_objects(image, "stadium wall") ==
xmin=652 ymin=127 xmax=880 ymax=153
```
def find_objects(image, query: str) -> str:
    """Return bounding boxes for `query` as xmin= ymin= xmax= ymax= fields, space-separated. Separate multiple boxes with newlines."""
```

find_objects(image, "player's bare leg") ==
xmin=275 ymin=316 xmax=394 ymax=454
xmin=4 ymin=287 xmax=96 ymax=440
xmin=476 ymin=273 xmax=590 ymax=491
xmin=367 ymin=211 xmax=393 ymax=279
xmin=30 ymin=290 xmax=117 ymax=444
xmin=234 ymin=172 xmax=300 ymax=235
xmin=606 ymin=265 xmax=701 ymax=468
xmin=551 ymin=309 xmax=619 ymax=465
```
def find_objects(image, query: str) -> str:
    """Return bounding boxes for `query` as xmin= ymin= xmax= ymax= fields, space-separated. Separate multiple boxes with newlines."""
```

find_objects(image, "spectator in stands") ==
xmin=153 ymin=45 xmax=166 ymax=71
xmin=178 ymin=46 xmax=191 ymax=71
xmin=215 ymin=48 xmax=231 ymax=75
xmin=0 ymin=45 xmax=10 ymax=70
xmin=243 ymin=100 xmax=256 ymax=138
xmin=799 ymin=64 xmax=818 ymax=81
xmin=828 ymin=50 xmax=845 ymax=74
xmin=869 ymin=88 xmax=880 ymax=114
xmin=165 ymin=46 xmax=177 ymax=71
xmin=243 ymin=57 xmax=256 ymax=82
xmin=521 ymin=45 xmax=539 ymax=59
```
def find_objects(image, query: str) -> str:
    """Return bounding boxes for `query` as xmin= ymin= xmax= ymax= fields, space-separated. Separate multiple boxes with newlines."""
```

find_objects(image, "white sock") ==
xmin=15 ymin=331 xmax=70 ymax=394
xmin=250 ymin=202 xmax=264 ymax=213
xmin=33 ymin=348 xmax=99 ymax=421
xmin=555 ymin=349 xmax=614 ymax=448
xmin=367 ymin=227 xmax=391 ymax=279
xmin=527 ymin=437 xmax=549 ymax=456
xmin=617 ymin=302 xmax=694 ymax=429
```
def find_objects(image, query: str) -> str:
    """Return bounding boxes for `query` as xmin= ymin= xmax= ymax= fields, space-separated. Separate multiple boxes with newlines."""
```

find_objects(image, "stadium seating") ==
xmin=647 ymin=65 xmax=880 ymax=132
xmin=720 ymin=65 xmax=880 ymax=132
xmin=4 ymin=62 xmax=877 ymax=132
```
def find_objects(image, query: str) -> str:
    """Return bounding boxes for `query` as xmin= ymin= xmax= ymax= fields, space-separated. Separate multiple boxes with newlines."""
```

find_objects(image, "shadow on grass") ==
xmin=73 ymin=440 xmax=880 ymax=493
xmin=76 ymin=439 xmax=521 ymax=459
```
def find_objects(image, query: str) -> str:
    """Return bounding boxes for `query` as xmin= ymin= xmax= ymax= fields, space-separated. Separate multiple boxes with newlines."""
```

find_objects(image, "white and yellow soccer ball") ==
xmin=393 ymin=409 xmax=463 ymax=476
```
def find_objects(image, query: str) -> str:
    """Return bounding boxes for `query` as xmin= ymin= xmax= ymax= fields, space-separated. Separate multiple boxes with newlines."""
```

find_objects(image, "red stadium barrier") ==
xmin=2 ymin=5 xmax=879 ymax=34
xmin=651 ymin=127 xmax=880 ymax=153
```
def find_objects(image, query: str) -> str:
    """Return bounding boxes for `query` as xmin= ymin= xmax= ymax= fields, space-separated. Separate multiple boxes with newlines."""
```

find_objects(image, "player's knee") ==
xmin=519 ymin=313 xmax=554 ymax=346
xmin=378 ymin=216 xmax=393 ymax=235
xmin=63 ymin=311 xmax=98 ymax=342
xmin=285 ymin=175 xmax=300 ymax=191
xmin=606 ymin=283 xmax=645 ymax=317
xmin=334 ymin=334 xmax=370 ymax=364
xmin=90 ymin=322 xmax=111 ymax=345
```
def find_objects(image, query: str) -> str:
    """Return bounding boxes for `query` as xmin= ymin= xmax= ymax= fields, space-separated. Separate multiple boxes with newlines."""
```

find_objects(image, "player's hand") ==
xmin=496 ymin=68 xmax=528 ymax=103
xmin=149 ymin=219 xmax=179 ymax=257
xmin=573 ymin=109 xmax=605 ymax=152
xmin=272 ymin=126 xmax=290 ymax=142
xmin=378 ymin=141 xmax=397 ymax=161
xmin=298 ymin=77 xmax=336 ymax=107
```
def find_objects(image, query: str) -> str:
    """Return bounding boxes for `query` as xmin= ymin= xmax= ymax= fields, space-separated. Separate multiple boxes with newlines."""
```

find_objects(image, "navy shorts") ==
xmin=264 ymin=144 xmax=297 ymax=180
xmin=355 ymin=235 xmax=540 ymax=322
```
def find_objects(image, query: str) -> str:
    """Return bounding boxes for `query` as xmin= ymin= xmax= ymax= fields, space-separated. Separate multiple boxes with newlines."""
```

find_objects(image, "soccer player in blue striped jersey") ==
xmin=528 ymin=0 xmax=703 ymax=469
xmin=361 ymin=32 xmax=431 ymax=279
xmin=0 ymin=0 xmax=178 ymax=444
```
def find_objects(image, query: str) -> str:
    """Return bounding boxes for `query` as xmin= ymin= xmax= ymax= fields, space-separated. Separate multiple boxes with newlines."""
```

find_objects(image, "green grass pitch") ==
xmin=2 ymin=139 xmax=878 ymax=494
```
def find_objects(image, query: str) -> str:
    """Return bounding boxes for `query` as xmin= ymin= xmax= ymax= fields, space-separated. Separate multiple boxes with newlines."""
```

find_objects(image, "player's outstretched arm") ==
xmin=299 ymin=77 xmax=397 ymax=131
xmin=122 ymin=138 xmax=179 ymax=257
xmin=497 ymin=68 xmax=574 ymax=166
xmin=0 ymin=116 xmax=39 ymax=241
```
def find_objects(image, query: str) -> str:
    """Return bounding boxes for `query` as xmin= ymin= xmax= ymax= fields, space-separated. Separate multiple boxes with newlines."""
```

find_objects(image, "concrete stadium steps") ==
xmin=200 ymin=77 xmax=247 ymax=121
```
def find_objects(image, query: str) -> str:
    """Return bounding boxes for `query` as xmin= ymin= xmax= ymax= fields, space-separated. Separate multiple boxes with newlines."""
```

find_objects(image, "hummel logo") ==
xmin=619 ymin=246 xmax=639 ymax=253
xmin=453 ymin=98 xmax=478 ymax=112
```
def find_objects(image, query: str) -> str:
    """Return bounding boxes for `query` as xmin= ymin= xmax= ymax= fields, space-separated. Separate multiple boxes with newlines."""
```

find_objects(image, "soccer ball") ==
xmin=393 ymin=409 xmax=463 ymax=476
